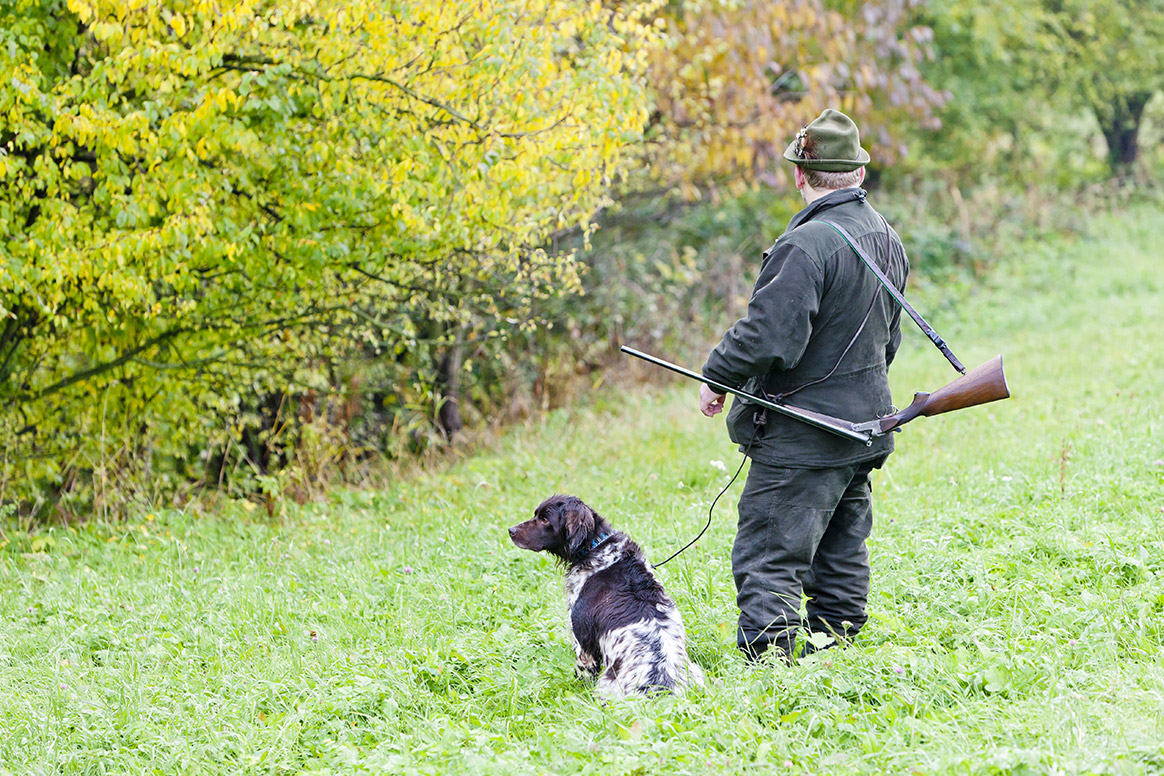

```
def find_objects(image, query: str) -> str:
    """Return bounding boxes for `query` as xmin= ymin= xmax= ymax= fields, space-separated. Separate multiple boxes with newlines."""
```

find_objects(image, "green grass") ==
xmin=3 ymin=206 xmax=1163 ymax=775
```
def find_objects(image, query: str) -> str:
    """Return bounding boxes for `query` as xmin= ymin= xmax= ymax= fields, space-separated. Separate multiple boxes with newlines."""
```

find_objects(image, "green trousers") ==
xmin=733 ymin=456 xmax=884 ymax=658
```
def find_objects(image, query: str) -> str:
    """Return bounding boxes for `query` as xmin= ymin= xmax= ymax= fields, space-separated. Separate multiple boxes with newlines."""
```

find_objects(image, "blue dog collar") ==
xmin=582 ymin=532 xmax=614 ymax=555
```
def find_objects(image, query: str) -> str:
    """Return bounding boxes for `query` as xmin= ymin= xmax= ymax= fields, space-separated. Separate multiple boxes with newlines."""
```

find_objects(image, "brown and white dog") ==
xmin=509 ymin=494 xmax=704 ymax=698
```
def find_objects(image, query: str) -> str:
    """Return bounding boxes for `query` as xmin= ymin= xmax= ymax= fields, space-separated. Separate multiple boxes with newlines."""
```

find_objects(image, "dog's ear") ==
xmin=562 ymin=498 xmax=596 ymax=555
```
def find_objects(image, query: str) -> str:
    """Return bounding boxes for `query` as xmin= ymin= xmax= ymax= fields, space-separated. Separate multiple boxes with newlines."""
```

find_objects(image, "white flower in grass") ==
xmin=709 ymin=460 xmax=727 ymax=472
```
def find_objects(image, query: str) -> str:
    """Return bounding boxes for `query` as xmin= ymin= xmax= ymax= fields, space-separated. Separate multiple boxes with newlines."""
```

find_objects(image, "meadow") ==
xmin=2 ymin=206 xmax=1162 ymax=775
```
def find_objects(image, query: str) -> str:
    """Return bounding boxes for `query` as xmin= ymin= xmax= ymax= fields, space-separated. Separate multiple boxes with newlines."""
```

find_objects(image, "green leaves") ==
xmin=914 ymin=0 xmax=1164 ymax=175
xmin=0 ymin=0 xmax=658 ymax=511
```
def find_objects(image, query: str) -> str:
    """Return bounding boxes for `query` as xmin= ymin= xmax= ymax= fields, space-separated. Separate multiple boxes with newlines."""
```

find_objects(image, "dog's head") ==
xmin=509 ymin=494 xmax=601 ymax=562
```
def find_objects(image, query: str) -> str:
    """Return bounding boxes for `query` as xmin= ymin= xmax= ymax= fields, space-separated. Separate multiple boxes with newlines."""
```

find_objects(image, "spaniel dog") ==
xmin=509 ymin=494 xmax=705 ymax=698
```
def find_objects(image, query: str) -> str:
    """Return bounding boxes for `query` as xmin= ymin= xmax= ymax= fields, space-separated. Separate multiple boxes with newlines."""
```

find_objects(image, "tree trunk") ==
xmin=1097 ymin=92 xmax=1152 ymax=173
xmin=435 ymin=340 xmax=464 ymax=441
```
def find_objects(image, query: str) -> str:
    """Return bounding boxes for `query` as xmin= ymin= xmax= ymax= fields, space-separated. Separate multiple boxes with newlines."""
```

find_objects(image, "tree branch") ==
xmin=23 ymin=328 xmax=186 ymax=401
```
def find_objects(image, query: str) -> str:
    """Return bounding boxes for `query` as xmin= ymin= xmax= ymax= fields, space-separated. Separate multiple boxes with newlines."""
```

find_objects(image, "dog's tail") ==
xmin=638 ymin=655 xmax=704 ymax=697
xmin=661 ymin=660 xmax=705 ymax=695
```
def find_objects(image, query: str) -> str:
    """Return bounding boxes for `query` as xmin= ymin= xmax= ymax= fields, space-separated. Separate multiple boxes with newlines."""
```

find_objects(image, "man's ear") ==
xmin=562 ymin=499 xmax=595 ymax=555
xmin=793 ymin=165 xmax=805 ymax=190
xmin=857 ymin=166 xmax=866 ymax=185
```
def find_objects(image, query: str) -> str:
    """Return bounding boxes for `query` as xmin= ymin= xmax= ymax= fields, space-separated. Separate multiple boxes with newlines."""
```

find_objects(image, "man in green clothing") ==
xmin=699 ymin=109 xmax=909 ymax=661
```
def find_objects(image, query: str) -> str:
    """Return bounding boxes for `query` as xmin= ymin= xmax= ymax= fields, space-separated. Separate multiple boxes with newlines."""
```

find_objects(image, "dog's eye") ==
xmin=537 ymin=515 xmax=549 ymax=524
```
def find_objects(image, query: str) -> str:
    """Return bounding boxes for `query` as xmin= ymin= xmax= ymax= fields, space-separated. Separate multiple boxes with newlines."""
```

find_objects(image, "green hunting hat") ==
xmin=782 ymin=109 xmax=871 ymax=171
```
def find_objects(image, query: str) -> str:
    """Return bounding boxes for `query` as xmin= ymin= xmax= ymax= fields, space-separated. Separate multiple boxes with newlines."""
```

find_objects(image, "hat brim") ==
xmin=782 ymin=143 xmax=870 ymax=171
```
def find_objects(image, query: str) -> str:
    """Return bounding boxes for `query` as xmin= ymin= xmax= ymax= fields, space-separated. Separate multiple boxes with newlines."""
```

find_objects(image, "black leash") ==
xmin=652 ymin=424 xmax=758 ymax=569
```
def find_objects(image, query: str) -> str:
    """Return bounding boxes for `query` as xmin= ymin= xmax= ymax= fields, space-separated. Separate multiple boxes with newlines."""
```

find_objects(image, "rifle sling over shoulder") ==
xmin=822 ymin=220 xmax=967 ymax=375
xmin=772 ymin=214 xmax=893 ymax=404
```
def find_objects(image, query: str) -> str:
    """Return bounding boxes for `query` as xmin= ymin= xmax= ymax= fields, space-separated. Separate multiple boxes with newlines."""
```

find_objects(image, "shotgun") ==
xmin=620 ymin=347 xmax=1010 ymax=443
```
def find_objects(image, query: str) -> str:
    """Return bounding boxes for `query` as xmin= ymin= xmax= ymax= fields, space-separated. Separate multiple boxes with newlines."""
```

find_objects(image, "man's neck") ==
xmin=801 ymin=185 xmax=839 ymax=205
xmin=786 ymin=187 xmax=867 ymax=234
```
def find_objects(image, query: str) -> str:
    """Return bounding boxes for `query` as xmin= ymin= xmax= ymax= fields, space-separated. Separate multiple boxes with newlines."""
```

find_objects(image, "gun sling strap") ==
xmin=822 ymin=219 xmax=967 ymax=375
xmin=774 ymin=215 xmax=892 ymax=404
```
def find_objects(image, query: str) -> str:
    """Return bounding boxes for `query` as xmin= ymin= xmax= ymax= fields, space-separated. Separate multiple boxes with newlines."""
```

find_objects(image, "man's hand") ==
xmin=699 ymin=384 xmax=727 ymax=417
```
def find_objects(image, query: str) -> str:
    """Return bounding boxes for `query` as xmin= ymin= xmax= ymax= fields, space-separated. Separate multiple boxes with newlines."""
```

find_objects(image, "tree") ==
xmin=1029 ymin=0 xmax=1164 ymax=171
xmin=0 ymin=0 xmax=657 ymax=512
xmin=642 ymin=0 xmax=945 ymax=195
xmin=917 ymin=0 xmax=1164 ymax=175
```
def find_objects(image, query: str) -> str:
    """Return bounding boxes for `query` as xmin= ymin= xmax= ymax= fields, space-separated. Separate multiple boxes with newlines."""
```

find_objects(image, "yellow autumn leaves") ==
xmin=1 ymin=0 xmax=939 ymax=510
xmin=1 ymin=0 xmax=665 ymax=504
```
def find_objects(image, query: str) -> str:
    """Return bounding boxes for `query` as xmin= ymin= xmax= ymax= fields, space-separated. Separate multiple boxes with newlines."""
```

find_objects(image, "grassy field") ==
xmin=2 ymin=206 xmax=1163 ymax=775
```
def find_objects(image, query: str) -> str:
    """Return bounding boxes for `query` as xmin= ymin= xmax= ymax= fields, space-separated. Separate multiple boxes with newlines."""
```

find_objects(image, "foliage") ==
xmin=868 ymin=0 xmax=1164 ymax=289
xmin=644 ymin=0 xmax=945 ymax=195
xmin=1024 ymin=0 xmax=1164 ymax=170
xmin=7 ymin=0 xmax=1153 ymax=520
xmin=0 ymin=0 xmax=658 ymax=513
xmin=910 ymin=0 xmax=1164 ymax=176
xmin=3 ymin=207 xmax=1163 ymax=773
xmin=500 ymin=189 xmax=806 ymax=414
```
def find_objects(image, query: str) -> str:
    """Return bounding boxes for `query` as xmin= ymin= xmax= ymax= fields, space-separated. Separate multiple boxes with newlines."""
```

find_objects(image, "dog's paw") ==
xmin=574 ymin=650 xmax=600 ymax=679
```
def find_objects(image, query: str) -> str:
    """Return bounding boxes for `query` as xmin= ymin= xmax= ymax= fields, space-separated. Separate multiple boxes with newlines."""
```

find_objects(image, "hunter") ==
xmin=699 ymin=109 xmax=909 ymax=661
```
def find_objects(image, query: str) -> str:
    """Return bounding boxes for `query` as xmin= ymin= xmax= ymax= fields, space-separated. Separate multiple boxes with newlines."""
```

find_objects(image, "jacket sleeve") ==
xmin=701 ymin=241 xmax=823 ymax=388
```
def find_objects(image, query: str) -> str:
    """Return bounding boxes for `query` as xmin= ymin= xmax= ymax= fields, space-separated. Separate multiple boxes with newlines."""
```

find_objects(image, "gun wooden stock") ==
xmin=879 ymin=355 xmax=1010 ymax=434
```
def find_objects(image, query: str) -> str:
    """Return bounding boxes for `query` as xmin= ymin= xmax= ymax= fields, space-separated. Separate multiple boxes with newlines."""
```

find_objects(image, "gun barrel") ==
xmin=620 ymin=346 xmax=873 ymax=445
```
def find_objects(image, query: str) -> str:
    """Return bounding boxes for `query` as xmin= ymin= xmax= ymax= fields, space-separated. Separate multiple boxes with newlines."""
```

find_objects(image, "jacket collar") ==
xmin=784 ymin=187 xmax=867 ymax=235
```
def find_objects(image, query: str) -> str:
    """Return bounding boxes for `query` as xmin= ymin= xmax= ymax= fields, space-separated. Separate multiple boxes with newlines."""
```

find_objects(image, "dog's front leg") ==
xmin=573 ymin=637 xmax=600 ymax=680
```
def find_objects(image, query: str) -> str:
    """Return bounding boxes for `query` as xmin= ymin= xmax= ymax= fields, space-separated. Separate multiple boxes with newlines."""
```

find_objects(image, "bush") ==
xmin=0 ymin=0 xmax=656 ymax=517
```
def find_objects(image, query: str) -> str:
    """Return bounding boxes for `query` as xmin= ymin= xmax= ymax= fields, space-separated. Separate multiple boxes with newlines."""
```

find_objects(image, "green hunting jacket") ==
xmin=701 ymin=188 xmax=909 ymax=467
